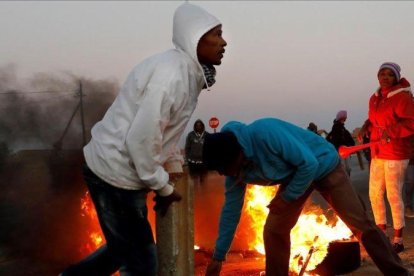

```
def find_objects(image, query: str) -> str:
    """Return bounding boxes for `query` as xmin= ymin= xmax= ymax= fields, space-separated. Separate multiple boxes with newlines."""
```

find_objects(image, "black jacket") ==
xmin=326 ymin=120 xmax=355 ymax=151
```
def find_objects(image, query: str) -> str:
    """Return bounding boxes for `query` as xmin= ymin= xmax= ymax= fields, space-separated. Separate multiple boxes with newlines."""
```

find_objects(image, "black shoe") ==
xmin=393 ymin=243 xmax=404 ymax=253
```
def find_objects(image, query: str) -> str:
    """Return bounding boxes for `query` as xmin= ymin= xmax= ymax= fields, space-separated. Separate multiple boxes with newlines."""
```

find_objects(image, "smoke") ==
xmin=0 ymin=64 xmax=121 ymax=268
xmin=0 ymin=64 xmax=119 ymax=152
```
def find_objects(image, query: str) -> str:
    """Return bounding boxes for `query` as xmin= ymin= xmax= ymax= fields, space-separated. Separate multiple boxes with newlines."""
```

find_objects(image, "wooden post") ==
xmin=156 ymin=167 xmax=194 ymax=276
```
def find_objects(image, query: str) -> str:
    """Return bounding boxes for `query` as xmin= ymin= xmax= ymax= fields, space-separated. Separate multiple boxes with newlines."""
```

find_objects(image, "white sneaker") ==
xmin=405 ymin=207 xmax=414 ymax=218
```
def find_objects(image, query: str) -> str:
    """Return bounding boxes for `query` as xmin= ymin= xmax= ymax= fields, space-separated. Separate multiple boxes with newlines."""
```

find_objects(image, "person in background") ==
xmin=203 ymin=118 xmax=409 ymax=276
xmin=404 ymin=138 xmax=414 ymax=218
xmin=307 ymin=122 xmax=318 ymax=135
xmin=326 ymin=110 xmax=355 ymax=175
xmin=60 ymin=2 xmax=227 ymax=275
xmin=358 ymin=62 xmax=414 ymax=253
xmin=185 ymin=119 xmax=209 ymax=186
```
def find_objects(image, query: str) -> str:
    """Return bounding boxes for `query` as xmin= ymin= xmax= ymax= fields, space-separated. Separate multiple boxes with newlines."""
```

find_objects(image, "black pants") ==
xmin=62 ymin=165 xmax=157 ymax=276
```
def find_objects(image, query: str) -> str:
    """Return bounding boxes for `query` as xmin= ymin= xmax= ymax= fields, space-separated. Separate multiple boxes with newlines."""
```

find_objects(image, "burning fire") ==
xmin=79 ymin=191 xmax=121 ymax=276
xmin=79 ymin=185 xmax=353 ymax=275
xmin=244 ymin=185 xmax=353 ymax=275
xmin=244 ymin=185 xmax=277 ymax=254
xmin=79 ymin=191 xmax=105 ymax=254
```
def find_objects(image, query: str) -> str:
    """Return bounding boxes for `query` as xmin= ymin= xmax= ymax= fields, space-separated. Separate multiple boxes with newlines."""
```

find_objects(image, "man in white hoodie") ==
xmin=61 ymin=3 xmax=226 ymax=275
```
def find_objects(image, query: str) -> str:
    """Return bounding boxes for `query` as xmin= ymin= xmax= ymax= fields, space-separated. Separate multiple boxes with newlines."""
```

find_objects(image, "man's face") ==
xmin=197 ymin=25 xmax=227 ymax=65
xmin=195 ymin=122 xmax=203 ymax=133
xmin=378 ymin=68 xmax=397 ymax=89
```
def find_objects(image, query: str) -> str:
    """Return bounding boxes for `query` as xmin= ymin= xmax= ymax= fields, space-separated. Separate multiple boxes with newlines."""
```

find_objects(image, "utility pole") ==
xmin=53 ymin=102 xmax=80 ymax=150
xmin=53 ymin=80 xmax=87 ymax=150
xmin=79 ymin=80 xmax=87 ymax=146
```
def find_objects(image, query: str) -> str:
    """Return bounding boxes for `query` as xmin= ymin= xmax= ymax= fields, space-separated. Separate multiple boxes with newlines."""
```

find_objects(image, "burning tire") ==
xmin=312 ymin=239 xmax=361 ymax=275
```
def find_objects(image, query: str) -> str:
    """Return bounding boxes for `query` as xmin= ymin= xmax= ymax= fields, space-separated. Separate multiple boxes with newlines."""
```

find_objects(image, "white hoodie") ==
xmin=83 ymin=3 xmax=221 ymax=195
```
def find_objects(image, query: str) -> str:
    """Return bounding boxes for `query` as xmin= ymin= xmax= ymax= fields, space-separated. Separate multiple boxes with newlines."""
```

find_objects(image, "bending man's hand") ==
xmin=153 ymin=189 xmax=182 ymax=217
xmin=205 ymin=259 xmax=222 ymax=276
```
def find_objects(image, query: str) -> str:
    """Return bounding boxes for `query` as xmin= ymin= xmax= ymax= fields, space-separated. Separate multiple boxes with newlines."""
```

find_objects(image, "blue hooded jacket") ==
xmin=213 ymin=118 xmax=340 ymax=260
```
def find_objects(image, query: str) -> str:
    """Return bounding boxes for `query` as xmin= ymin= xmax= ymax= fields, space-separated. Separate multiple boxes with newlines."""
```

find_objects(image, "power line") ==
xmin=8 ymin=97 xmax=78 ymax=106
xmin=0 ymin=90 xmax=77 ymax=95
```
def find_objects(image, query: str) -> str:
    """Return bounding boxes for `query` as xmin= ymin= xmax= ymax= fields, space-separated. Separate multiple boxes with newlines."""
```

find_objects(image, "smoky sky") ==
xmin=0 ymin=64 xmax=119 ymax=152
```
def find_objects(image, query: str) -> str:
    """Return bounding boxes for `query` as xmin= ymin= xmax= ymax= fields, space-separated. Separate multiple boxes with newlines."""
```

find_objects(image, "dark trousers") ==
xmin=263 ymin=164 xmax=410 ymax=276
xmin=62 ymin=165 xmax=157 ymax=276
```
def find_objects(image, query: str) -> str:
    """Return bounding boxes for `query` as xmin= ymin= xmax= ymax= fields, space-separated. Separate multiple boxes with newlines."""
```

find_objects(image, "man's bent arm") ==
xmin=213 ymin=177 xmax=246 ymax=260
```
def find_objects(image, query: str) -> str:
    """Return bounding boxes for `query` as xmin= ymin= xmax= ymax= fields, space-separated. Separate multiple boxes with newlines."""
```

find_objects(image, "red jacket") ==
xmin=367 ymin=78 xmax=414 ymax=160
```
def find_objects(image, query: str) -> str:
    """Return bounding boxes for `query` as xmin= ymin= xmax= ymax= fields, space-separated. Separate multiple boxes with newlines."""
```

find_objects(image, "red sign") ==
xmin=209 ymin=116 xmax=220 ymax=129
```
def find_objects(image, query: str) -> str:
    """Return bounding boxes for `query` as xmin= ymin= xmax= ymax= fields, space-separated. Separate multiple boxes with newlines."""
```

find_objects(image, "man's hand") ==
xmin=205 ymin=259 xmax=222 ymax=276
xmin=381 ymin=130 xmax=391 ymax=144
xmin=153 ymin=189 xmax=182 ymax=217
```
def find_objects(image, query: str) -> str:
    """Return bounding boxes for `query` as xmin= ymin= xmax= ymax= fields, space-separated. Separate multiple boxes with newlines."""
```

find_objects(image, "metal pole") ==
xmin=79 ymin=80 xmax=87 ymax=146
xmin=356 ymin=151 xmax=365 ymax=170
xmin=298 ymin=236 xmax=319 ymax=276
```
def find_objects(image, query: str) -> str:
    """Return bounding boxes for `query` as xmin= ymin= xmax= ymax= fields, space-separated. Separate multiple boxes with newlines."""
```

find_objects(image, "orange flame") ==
xmin=244 ymin=185 xmax=277 ymax=254
xmin=79 ymin=191 xmax=105 ymax=255
xmin=244 ymin=185 xmax=353 ymax=275
xmin=79 ymin=191 xmax=121 ymax=276
xmin=80 ymin=185 xmax=352 ymax=275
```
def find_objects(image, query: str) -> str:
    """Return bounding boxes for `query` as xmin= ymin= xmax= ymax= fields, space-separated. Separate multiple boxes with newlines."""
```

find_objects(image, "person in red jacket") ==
xmin=358 ymin=62 xmax=414 ymax=253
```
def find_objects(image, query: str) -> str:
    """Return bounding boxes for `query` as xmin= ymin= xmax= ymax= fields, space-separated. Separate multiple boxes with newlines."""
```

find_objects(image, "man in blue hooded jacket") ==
xmin=203 ymin=118 xmax=410 ymax=276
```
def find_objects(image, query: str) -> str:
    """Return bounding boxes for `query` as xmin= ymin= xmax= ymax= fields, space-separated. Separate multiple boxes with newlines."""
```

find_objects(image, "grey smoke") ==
xmin=0 ymin=64 xmax=119 ymax=152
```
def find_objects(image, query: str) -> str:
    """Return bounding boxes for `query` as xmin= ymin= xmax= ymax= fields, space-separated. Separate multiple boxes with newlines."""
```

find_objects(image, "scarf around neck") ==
xmin=201 ymin=64 xmax=216 ymax=88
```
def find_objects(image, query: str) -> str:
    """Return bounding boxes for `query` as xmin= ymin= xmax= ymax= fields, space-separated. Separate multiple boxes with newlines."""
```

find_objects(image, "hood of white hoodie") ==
xmin=172 ymin=3 xmax=221 ymax=67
